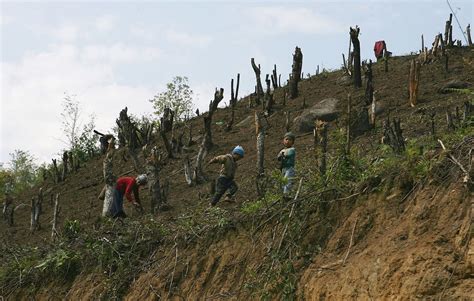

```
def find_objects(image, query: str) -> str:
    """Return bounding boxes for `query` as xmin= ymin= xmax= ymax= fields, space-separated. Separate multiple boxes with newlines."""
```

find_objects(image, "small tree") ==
xmin=8 ymin=150 xmax=38 ymax=195
xmin=150 ymin=76 xmax=194 ymax=121
xmin=61 ymin=93 xmax=81 ymax=150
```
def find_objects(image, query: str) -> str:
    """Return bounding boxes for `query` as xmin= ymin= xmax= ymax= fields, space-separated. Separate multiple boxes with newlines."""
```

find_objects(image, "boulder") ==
xmin=293 ymin=98 xmax=341 ymax=133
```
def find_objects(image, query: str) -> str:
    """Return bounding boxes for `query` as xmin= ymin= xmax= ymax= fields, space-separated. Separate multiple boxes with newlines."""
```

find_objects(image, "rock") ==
xmin=293 ymin=98 xmax=341 ymax=133
xmin=438 ymin=80 xmax=470 ymax=93
xmin=236 ymin=115 xmax=254 ymax=128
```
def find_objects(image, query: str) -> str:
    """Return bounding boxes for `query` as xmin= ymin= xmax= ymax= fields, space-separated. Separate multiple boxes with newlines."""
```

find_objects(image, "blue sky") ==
xmin=1 ymin=0 xmax=472 ymax=165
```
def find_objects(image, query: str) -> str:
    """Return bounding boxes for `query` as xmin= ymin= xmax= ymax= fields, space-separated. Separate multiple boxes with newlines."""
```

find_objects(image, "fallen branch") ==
xmin=438 ymin=139 xmax=472 ymax=184
xmin=276 ymin=178 xmax=304 ymax=252
xmin=342 ymin=217 xmax=358 ymax=265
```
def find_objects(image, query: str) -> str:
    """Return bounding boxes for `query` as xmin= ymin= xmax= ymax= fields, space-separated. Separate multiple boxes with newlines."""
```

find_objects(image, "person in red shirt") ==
xmin=111 ymin=174 xmax=148 ymax=218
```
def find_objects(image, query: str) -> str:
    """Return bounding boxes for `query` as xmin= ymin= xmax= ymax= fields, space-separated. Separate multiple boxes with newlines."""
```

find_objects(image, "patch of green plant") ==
xmin=63 ymin=219 xmax=81 ymax=240
xmin=205 ymin=207 xmax=231 ymax=229
xmin=35 ymin=246 xmax=81 ymax=281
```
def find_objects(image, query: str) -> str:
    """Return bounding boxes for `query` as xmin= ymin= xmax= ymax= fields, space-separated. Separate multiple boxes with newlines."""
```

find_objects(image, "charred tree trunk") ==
xmin=272 ymin=64 xmax=279 ymax=89
xmin=251 ymin=58 xmax=263 ymax=105
xmin=102 ymin=139 xmax=116 ymax=217
xmin=160 ymin=108 xmax=175 ymax=158
xmin=316 ymin=120 xmax=328 ymax=177
xmin=51 ymin=193 xmax=60 ymax=240
xmin=365 ymin=60 xmax=374 ymax=106
xmin=146 ymin=146 xmax=164 ymax=214
xmin=226 ymin=74 xmax=240 ymax=132
xmin=289 ymin=46 xmax=303 ymax=99
xmin=421 ymin=34 xmax=425 ymax=53
xmin=342 ymin=53 xmax=348 ymax=74
xmin=429 ymin=111 xmax=436 ymax=139
xmin=61 ymin=151 xmax=68 ymax=181
xmin=118 ymin=107 xmax=141 ymax=149
xmin=409 ymin=59 xmax=421 ymax=107
xmin=264 ymin=74 xmax=274 ymax=115
xmin=30 ymin=198 xmax=37 ymax=232
xmin=52 ymin=159 xmax=60 ymax=183
xmin=467 ymin=24 xmax=473 ymax=46
xmin=445 ymin=14 xmax=453 ymax=46
xmin=203 ymin=88 xmax=224 ymax=151
xmin=350 ymin=26 xmax=362 ymax=88
xmin=383 ymin=118 xmax=405 ymax=153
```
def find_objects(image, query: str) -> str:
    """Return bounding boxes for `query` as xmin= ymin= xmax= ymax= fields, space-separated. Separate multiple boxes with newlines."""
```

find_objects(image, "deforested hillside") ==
xmin=1 ymin=41 xmax=473 ymax=299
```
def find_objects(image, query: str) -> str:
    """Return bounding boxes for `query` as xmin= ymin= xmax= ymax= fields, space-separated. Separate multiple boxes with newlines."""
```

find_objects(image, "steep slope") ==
xmin=1 ymin=47 xmax=473 ymax=300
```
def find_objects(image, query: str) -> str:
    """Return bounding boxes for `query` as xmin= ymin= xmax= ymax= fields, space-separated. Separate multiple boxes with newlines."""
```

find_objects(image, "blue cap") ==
xmin=232 ymin=145 xmax=244 ymax=157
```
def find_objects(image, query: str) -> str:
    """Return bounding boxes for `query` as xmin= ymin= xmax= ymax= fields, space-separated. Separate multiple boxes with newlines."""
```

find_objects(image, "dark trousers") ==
xmin=111 ymin=189 xmax=126 ymax=218
xmin=212 ymin=176 xmax=238 ymax=204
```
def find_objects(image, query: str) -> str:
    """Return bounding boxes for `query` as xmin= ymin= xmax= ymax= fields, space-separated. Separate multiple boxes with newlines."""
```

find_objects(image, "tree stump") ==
xmin=147 ymin=146 xmax=164 ymax=214
xmin=289 ymin=46 xmax=303 ymax=99
xmin=160 ymin=108 xmax=175 ymax=158
xmin=203 ymin=88 xmax=224 ymax=151
xmin=383 ymin=118 xmax=405 ymax=153
xmin=315 ymin=120 xmax=329 ymax=177
xmin=52 ymin=159 xmax=60 ymax=183
xmin=365 ymin=60 xmax=374 ymax=106
xmin=467 ymin=24 xmax=473 ymax=46
xmin=409 ymin=59 xmax=421 ymax=107
xmin=61 ymin=151 xmax=68 ymax=181
xmin=251 ymin=58 xmax=263 ymax=105
xmin=226 ymin=74 xmax=240 ymax=132
xmin=264 ymin=74 xmax=274 ymax=115
xmin=350 ymin=26 xmax=362 ymax=88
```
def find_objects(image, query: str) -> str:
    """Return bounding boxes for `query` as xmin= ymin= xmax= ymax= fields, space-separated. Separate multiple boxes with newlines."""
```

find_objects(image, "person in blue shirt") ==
xmin=277 ymin=132 xmax=296 ymax=196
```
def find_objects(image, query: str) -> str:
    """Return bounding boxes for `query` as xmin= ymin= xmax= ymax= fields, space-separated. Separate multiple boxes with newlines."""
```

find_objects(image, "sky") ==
xmin=1 ymin=0 xmax=472 ymax=166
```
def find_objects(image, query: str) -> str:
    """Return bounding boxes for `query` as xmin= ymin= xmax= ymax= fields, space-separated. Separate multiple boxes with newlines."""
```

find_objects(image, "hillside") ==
xmin=1 ymin=45 xmax=473 ymax=300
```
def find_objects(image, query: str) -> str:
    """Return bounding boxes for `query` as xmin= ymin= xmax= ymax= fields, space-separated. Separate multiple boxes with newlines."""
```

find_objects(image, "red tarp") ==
xmin=374 ymin=40 xmax=386 ymax=59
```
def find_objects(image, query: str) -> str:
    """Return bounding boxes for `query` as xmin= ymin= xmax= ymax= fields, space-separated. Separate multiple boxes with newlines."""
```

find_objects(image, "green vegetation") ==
xmin=150 ymin=76 xmax=194 ymax=121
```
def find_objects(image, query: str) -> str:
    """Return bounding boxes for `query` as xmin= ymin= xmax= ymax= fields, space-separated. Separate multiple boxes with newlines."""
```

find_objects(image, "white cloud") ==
xmin=53 ymin=25 xmax=80 ymax=42
xmin=0 ymin=43 xmax=159 ymax=163
xmin=130 ymin=24 xmax=156 ymax=41
xmin=165 ymin=29 xmax=213 ymax=48
xmin=0 ymin=14 xmax=14 ymax=27
xmin=95 ymin=15 xmax=117 ymax=32
xmin=82 ymin=43 xmax=162 ymax=63
xmin=246 ymin=6 xmax=345 ymax=35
